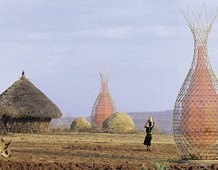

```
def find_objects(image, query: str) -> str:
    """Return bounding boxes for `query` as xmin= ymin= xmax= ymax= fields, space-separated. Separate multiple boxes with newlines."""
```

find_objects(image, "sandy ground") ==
xmin=0 ymin=132 xmax=217 ymax=170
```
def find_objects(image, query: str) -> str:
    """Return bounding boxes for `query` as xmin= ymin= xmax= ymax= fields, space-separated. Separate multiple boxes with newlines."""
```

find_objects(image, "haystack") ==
xmin=70 ymin=117 xmax=91 ymax=131
xmin=0 ymin=71 xmax=62 ymax=133
xmin=102 ymin=112 xmax=135 ymax=133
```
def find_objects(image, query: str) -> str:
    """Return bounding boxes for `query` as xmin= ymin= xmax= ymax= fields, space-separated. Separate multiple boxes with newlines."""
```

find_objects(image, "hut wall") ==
xmin=2 ymin=116 xmax=51 ymax=133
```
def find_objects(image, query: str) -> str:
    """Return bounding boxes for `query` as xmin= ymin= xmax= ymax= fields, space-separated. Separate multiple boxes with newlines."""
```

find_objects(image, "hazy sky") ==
xmin=0 ymin=1 xmax=218 ymax=117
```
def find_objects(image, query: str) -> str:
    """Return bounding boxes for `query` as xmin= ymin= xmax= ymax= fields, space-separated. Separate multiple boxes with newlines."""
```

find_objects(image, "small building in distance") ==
xmin=0 ymin=71 xmax=62 ymax=133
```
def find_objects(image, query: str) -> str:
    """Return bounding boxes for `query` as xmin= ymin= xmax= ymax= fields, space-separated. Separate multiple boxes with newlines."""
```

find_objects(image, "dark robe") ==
xmin=143 ymin=122 xmax=155 ymax=146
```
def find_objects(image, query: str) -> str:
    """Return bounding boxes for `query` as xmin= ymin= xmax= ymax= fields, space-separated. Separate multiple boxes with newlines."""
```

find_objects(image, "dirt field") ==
xmin=0 ymin=132 xmax=217 ymax=170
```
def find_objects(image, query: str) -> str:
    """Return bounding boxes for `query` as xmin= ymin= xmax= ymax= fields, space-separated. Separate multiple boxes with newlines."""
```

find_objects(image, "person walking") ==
xmin=143 ymin=116 xmax=155 ymax=151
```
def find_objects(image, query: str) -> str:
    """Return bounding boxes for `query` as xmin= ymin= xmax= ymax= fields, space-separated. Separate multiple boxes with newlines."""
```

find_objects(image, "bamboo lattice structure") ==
xmin=173 ymin=5 xmax=218 ymax=160
xmin=91 ymin=67 xmax=117 ymax=128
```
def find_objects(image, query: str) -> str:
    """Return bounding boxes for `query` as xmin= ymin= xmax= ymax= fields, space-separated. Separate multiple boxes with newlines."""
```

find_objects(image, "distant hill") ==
xmin=51 ymin=110 xmax=173 ymax=134
xmin=51 ymin=117 xmax=77 ymax=129
xmin=127 ymin=110 xmax=173 ymax=134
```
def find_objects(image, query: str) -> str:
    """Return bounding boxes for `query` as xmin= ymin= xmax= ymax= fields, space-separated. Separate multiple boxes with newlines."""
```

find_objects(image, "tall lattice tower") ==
xmin=173 ymin=5 xmax=218 ymax=160
xmin=91 ymin=67 xmax=117 ymax=128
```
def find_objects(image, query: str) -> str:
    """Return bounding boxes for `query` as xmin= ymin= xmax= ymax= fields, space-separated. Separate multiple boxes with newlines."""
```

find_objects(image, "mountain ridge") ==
xmin=51 ymin=110 xmax=173 ymax=133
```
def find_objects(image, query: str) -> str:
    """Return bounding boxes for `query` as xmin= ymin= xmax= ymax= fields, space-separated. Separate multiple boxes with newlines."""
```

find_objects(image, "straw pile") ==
xmin=70 ymin=117 xmax=92 ymax=131
xmin=102 ymin=112 xmax=135 ymax=133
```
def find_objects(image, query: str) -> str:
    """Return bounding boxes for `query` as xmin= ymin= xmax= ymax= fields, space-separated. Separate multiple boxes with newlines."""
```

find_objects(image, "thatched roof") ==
xmin=0 ymin=72 xmax=62 ymax=119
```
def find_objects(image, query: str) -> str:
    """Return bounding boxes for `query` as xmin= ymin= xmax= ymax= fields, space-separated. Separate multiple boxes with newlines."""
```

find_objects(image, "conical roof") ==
xmin=0 ymin=71 xmax=62 ymax=119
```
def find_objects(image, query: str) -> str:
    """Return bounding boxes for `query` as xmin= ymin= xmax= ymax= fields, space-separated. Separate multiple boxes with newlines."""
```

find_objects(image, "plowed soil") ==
xmin=0 ymin=132 xmax=217 ymax=170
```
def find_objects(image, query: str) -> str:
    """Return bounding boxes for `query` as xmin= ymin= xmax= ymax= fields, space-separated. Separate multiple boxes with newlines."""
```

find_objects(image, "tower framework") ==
xmin=173 ymin=5 xmax=218 ymax=160
xmin=91 ymin=67 xmax=117 ymax=128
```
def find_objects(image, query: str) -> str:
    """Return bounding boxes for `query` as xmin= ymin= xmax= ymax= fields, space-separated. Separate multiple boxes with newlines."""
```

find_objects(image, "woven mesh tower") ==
xmin=173 ymin=5 xmax=218 ymax=160
xmin=91 ymin=67 xmax=117 ymax=128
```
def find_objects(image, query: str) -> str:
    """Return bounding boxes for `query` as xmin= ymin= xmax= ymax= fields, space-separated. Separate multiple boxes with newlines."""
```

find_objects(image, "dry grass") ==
xmin=2 ymin=132 xmax=178 ymax=165
xmin=0 ymin=132 xmax=216 ymax=169
xmin=4 ymin=132 xmax=174 ymax=145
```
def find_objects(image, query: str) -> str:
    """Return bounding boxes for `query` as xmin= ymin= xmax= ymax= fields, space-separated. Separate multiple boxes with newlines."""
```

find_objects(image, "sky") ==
xmin=0 ymin=0 xmax=218 ymax=117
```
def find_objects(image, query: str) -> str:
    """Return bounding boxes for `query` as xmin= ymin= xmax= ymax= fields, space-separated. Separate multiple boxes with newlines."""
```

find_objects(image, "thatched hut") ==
xmin=0 ymin=71 xmax=62 ymax=133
